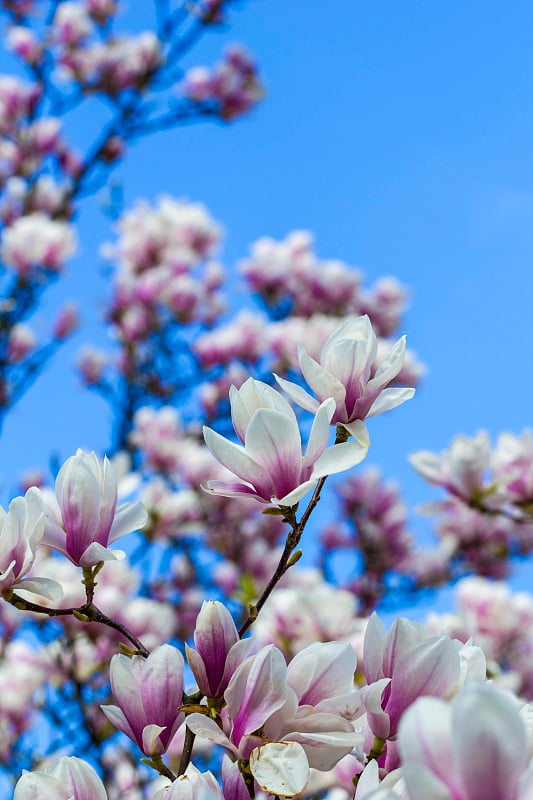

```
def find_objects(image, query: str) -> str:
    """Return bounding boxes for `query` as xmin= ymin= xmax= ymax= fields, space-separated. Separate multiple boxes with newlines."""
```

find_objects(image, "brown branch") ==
xmin=6 ymin=593 xmax=150 ymax=657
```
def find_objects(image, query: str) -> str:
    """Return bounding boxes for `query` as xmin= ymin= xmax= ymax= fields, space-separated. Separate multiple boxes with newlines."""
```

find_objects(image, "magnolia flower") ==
xmin=186 ymin=600 xmax=254 ymax=698
xmin=0 ymin=487 xmax=61 ymax=601
xmin=41 ymin=449 xmax=147 ymax=567
xmin=409 ymin=431 xmax=492 ymax=503
xmin=14 ymin=756 xmax=107 ymax=800
xmin=187 ymin=642 xmax=363 ymax=796
xmin=203 ymin=379 xmax=368 ymax=506
xmin=398 ymin=684 xmax=533 ymax=800
xmin=101 ymin=644 xmax=185 ymax=756
xmin=361 ymin=614 xmax=486 ymax=739
xmin=1 ymin=212 xmax=76 ymax=275
xmin=275 ymin=315 xmax=415 ymax=442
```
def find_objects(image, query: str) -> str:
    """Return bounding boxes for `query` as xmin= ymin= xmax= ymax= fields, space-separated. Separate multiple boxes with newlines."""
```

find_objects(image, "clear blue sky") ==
xmin=1 ymin=1 xmax=532 ymax=600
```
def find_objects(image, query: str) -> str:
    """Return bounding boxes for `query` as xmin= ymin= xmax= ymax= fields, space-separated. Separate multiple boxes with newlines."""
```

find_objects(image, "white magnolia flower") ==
xmin=203 ymin=379 xmax=368 ymax=506
xmin=276 ymin=315 xmax=415 ymax=444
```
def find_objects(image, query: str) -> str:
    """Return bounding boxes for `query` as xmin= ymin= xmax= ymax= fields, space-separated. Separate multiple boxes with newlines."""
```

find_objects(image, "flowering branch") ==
xmin=5 ymin=591 xmax=150 ymax=657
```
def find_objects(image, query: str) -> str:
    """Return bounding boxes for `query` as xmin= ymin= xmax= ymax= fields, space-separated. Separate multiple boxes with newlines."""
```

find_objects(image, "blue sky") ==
xmin=1 ymin=1 xmax=532 ymax=599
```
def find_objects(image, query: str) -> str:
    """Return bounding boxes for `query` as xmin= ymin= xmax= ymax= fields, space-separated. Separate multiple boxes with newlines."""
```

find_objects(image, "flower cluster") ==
xmin=105 ymin=197 xmax=224 ymax=348
xmin=0 ymin=0 xmax=261 ymax=428
xmin=182 ymin=46 xmax=263 ymax=121
xmin=240 ymin=230 xmax=407 ymax=334
xmin=410 ymin=429 xmax=533 ymax=576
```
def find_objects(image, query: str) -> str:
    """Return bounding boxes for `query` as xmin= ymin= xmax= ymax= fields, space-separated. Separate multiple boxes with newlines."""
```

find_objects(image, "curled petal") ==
xmin=79 ymin=542 xmax=125 ymax=567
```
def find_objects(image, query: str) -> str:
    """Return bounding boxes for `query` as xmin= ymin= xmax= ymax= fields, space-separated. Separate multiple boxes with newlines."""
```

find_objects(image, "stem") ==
xmin=238 ymin=481 xmax=324 ymax=638
xmin=238 ymin=427 xmax=348 ymax=638
xmin=177 ymin=725 xmax=196 ymax=776
xmin=145 ymin=755 xmax=176 ymax=782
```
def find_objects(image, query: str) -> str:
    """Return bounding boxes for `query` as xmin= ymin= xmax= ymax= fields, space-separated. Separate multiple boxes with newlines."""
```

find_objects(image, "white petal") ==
xmin=250 ymin=741 xmax=309 ymax=797
xmin=79 ymin=542 xmax=125 ymax=567
xmin=299 ymin=348 xmax=346 ymax=406
xmin=185 ymin=713 xmax=239 ymax=757
xmin=109 ymin=500 xmax=148 ymax=542
xmin=203 ymin=480 xmax=264 ymax=501
xmin=401 ymin=762 xmax=452 ymax=800
xmin=303 ymin=399 xmax=336 ymax=469
xmin=142 ymin=724 xmax=166 ymax=756
xmin=344 ymin=420 xmax=370 ymax=447
xmin=366 ymin=387 xmax=415 ymax=418
xmin=14 ymin=772 xmax=69 ymax=800
xmin=312 ymin=440 xmax=368 ymax=479
xmin=15 ymin=577 xmax=63 ymax=601
xmin=274 ymin=374 xmax=320 ymax=414
xmin=408 ymin=450 xmax=443 ymax=482
xmin=372 ymin=335 xmax=406 ymax=383
xmin=354 ymin=760 xmax=379 ymax=799
xmin=203 ymin=426 xmax=270 ymax=489
xmin=277 ymin=479 xmax=317 ymax=507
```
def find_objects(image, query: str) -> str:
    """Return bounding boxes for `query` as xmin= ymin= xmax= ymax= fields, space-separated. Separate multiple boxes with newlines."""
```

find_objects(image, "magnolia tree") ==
xmin=0 ymin=2 xmax=532 ymax=800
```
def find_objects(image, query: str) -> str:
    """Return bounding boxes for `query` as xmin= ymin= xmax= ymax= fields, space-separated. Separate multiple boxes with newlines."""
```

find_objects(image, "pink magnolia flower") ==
xmin=182 ymin=46 xmax=263 ymax=121
xmin=14 ymin=756 xmax=107 ymax=800
xmin=53 ymin=2 xmax=93 ymax=45
xmin=7 ymin=323 xmax=36 ymax=362
xmin=41 ymin=449 xmax=147 ymax=567
xmin=86 ymin=0 xmax=117 ymax=23
xmin=361 ymin=614 xmax=486 ymax=739
xmin=187 ymin=642 xmax=363 ymax=795
xmin=130 ymin=406 xmax=183 ymax=472
xmin=6 ymin=26 xmax=41 ymax=64
xmin=77 ymin=347 xmax=109 ymax=385
xmin=399 ymin=684 xmax=533 ymax=800
xmin=53 ymin=303 xmax=79 ymax=339
xmin=275 ymin=315 xmax=415 ymax=443
xmin=1 ymin=212 xmax=76 ymax=275
xmin=0 ymin=487 xmax=61 ymax=601
xmin=101 ymin=644 xmax=185 ymax=756
xmin=186 ymin=600 xmax=254 ymax=698
xmin=203 ymin=379 xmax=368 ymax=506
xmin=492 ymin=429 xmax=533 ymax=505
xmin=409 ymin=431 xmax=492 ymax=503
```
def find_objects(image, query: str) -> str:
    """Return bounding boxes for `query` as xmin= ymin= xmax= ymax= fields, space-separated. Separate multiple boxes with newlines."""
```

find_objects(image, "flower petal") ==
xmin=312 ymin=440 xmax=368 ymax=479
xmin=274 ymin=374 xmax=320 ymax=414
xmin=203 ymin=426 xmax=271 ymax=491
xmin=366 ymin=387 xmax=415 ymax=419
xmin=15 ymin=577 xmax=63 ymax=601
xmin=303 ymin=399 xmax=336 ymax=469
xmin=250 ymin=741 xmax=309 ymax=798
xmin=299 ymin=348 xmax=346 ymax=407
xmin=79 ymin=542 xmax=125 ymax=567
xmin=108 ymin=500 xmax=148 ymax=542
xmin=245 ymin=409 xmax=302 ymax=501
